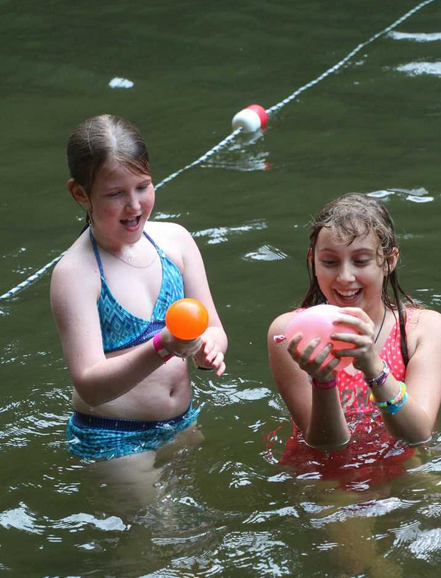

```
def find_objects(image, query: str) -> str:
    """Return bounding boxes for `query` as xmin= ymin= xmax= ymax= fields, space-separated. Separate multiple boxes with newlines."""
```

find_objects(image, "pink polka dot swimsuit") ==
xmin=277 ymin=308 xmax=416 ymax=490
xmin=338 ymin=308 xmax=412 ymax=414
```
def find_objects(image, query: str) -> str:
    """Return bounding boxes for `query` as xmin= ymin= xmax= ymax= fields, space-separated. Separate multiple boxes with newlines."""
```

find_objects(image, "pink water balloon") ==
xmin=285 ymin=304 xmax=358 ymax=370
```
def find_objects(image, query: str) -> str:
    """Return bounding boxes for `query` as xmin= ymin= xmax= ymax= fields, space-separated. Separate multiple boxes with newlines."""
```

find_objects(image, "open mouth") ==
xmin=120 ymin=216 xmax=141 ymax=229
xmin=333 ymin=288 xmax=362 ymax=303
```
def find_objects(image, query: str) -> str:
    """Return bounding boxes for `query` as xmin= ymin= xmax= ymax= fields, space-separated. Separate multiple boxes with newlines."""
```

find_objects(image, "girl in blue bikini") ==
xmin=51 ymin=114 xmax=228 ymax=466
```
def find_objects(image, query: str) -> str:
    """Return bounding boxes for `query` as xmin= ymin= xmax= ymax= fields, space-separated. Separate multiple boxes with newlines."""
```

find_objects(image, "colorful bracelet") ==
xmin=370 ymin=382 xmax=408 ymax=415
xmin=152 ymin=333 xmax=174 ymax=362
xmin=386 ymin=392 xmax=408 ymax=415
xmin=364 ymin=360 xmax=390 ymax=388
xmin=312 ymin=377 xmax=338 ymax=390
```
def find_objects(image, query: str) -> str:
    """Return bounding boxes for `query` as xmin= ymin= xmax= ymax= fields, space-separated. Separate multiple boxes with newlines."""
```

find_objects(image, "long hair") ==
xmin=67 ymin=114 xmax=151 ymax=225
xmin=301 ymin=193 xmax=419 ymax=364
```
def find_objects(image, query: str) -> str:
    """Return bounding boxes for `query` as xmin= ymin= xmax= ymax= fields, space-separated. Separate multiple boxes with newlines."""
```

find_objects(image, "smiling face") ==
xmin=313 ymin=227 xmax=396 ymax=315
xmin=71 ymin=160 xmax=155 ymax=251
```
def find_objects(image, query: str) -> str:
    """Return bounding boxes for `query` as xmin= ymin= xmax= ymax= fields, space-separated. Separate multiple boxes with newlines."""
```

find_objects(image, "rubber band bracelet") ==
xmin=370 ymin=381 xmax=407 ymax=407
xmin=364 ymin=360 xmax=390 ymax=388
xmin=152 ymin=333 xmax=174 ymax=362
xmin=370 ymin=382 xmax=408 ymax=415
xmin=312 ymin=377 xmax=337 ymax=390
xmin=385 ymin=392 xmax=408 ymax=415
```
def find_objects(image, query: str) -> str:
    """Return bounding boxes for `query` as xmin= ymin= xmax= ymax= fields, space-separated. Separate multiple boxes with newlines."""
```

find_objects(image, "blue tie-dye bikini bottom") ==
xmin=66 ymin=402 xmax=200 ymax=461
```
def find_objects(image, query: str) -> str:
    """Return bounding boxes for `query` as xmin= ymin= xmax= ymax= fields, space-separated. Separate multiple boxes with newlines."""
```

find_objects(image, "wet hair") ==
xmin=67 ymin=115 xmax=151 ymax=224
xmin=301 ymin=193 xmax=419 ymax=365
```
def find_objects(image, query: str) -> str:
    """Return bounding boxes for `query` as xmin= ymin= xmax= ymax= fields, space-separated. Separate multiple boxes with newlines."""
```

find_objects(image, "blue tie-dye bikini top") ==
xmin=89 ymin=229 xmax=184 ymax=353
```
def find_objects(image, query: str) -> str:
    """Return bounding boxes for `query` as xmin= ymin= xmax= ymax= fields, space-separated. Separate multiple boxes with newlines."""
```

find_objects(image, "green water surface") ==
xmin=1 ymin=1 xmax=441 ymax=576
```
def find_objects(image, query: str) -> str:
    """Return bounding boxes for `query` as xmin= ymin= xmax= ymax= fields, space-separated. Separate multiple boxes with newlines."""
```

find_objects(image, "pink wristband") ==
xmin=312 ymin=377 xmax=337 ymax=390
xmin=153 ymin=333 xmax=174 ymax=362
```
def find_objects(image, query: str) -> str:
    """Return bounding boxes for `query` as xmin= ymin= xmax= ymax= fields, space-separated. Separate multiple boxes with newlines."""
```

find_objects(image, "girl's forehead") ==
xmin=97 ymin=161 xmax=149 ymax=182
xmin=315 ymin=227 xmax=380 ymax=251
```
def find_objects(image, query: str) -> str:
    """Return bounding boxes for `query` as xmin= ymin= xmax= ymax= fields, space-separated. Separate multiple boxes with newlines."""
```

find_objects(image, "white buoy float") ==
xmin=232 ymin=104 xmax=268 ymax=133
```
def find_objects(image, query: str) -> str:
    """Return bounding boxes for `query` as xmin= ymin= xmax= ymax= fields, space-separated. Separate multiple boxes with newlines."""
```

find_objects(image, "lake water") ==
xmin=1 ymin=1 xmax=441 ymax=576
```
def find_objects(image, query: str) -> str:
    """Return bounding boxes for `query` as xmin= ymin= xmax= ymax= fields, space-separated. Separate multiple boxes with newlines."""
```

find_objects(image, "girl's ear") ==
xmin=385 ymin=247 xmax=399 ymax=274
xmin=67 ymin=179 xmax=90 ymax=208
xmin=307 ymin=247 xmax=314 ymax=270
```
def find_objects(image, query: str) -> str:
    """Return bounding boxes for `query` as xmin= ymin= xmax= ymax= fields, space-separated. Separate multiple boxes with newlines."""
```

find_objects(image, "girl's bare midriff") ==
xmin=73 ymin=350 xmax=192 ymax=421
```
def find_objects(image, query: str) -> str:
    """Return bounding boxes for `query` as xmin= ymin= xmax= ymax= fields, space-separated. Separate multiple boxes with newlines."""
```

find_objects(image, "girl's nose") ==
xmin=336 ymin=263 xmax=356 ymax=283
xmin=126 ymin=192 xmax=141 ymax=211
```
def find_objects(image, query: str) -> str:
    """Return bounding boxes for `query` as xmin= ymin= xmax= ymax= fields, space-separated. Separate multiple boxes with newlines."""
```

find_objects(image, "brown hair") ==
xmin=67 ymin=114 xmax=150 ymax=208
xmin=301 ymin=193 xmax=418 ymax=364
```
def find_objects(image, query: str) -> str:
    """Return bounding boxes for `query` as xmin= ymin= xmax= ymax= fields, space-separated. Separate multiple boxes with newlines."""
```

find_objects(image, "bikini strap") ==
xmin=143 ymin=231 xmax=167 ymax=259
xmin=404 ymin=306 xmax=415 ymax=327
xmin=88 ymin=229 xmax=105 ymax=277
xmin=89 ymin=229 xmax=166 ymax=275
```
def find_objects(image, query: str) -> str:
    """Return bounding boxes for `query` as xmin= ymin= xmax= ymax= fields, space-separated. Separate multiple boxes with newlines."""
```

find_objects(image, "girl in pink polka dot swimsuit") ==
xmin=268 ymin=194 xmax=441 ymax=490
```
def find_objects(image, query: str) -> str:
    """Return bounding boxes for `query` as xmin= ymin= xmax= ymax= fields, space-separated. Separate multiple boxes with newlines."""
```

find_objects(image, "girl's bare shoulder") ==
xmin=146 ymin=221 xmax=190 ymax=242
xmin=407 ymin=307 xmax=441 ymax=347
xmin=51 ymin=231 xmax=99 ymax=289
xmin=408 ymin=307 xmax=441 ymax=327
xmin=268 ymin=309 xmax=300 ymax=339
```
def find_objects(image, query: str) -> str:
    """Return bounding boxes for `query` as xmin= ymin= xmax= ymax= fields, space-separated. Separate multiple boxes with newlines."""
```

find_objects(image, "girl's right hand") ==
xmin=160 ymin=328 xmax=202 ymax=359
xmin=287 ymin=332 xmax=339 ymax=383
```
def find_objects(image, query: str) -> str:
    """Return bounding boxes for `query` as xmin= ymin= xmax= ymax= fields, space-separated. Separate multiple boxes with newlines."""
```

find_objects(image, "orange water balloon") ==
xmin=165 ymin=298 xmax=209 ymax=340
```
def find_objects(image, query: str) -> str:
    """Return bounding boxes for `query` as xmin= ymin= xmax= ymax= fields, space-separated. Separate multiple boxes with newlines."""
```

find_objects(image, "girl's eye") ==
xmin=354 ymin=258 xmax=371 ymax=265
xmin=320 ymin=259 xmax=337 ymax=266
xmin=138 ymin=181 xmax=152 ymax=190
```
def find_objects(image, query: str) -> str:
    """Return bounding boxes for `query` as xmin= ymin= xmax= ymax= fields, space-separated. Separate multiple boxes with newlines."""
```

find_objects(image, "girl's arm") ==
xmin=50 ymin=256 xmax=201 ymax=407
xmin=268 ymin=313 xmax=350 ymax=450
xmin=334 ymin=308 xmax=441 ymax=445
xmin=159 ymin=223 xmax=228 ymax=376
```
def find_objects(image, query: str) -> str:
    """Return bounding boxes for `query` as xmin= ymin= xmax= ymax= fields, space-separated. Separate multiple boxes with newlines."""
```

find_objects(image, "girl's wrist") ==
xmin=152 ymin=332 xmax=175 ymax=362
xmin=312 ymin=377 xmax=337 ymax=390
xmin=364 ymin=359 xmax=390 ymax=388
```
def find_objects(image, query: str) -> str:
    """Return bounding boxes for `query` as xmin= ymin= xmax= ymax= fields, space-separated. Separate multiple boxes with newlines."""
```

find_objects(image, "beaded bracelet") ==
xmin=364 ymin=360 xmax=390 ymax=388
xmin=370 ymin=382 xmax=408 ymax=415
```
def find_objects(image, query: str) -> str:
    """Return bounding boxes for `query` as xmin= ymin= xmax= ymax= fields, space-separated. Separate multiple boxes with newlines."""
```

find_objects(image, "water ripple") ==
xmin=396 ymin=61 xmax=441 ymax=78
xmin=243 ymin=245 xmax=288 ymax=262
xmin=389 ymin=31 xmax=441 ymax=43
xmin=193 ymin=221 xmax=267 ymax=245
xmin=367 ymin=187 xmax=434 ymax=203
xmin=310 ymin=497 xmax=416 ymax=527
xmin=202 ymin=151 xmax=272 ymax=172
xmin=408 ymin=528 xmax=441 ymax=561
xmin=54 ymin=513 xmax=128 ymax=532
xmin=244 ymin=506 xmax=300 ymax=525
xmin=0 ymin=502 xmax=42 ymax=534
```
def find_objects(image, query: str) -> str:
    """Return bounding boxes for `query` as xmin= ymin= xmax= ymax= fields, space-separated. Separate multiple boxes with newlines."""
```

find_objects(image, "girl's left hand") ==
xmin=331 ymin=307 xmax=382 ymax=375
xmin=192 ymin=336 xmax=226 ymax=377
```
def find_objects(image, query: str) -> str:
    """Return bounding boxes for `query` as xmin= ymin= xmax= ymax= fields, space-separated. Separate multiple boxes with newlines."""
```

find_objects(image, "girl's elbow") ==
xmin=72 ymin=376 xmax=105 ymax=408
xmin=73 ymin=386 xmax=102 ymax=408
xmin=401 ymin=428 xmax=433 ymax=447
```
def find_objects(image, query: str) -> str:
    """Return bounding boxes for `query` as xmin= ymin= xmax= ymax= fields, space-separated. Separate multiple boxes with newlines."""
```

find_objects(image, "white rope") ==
xmin=0 ymin=253 xmax=67 ymax=301
xmin=1 ymin=0 xmax=436 ymax=302
xmin=266 ymin=0 xmax=437 ymax=115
